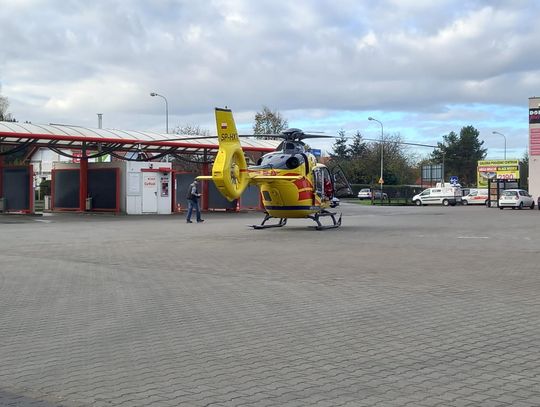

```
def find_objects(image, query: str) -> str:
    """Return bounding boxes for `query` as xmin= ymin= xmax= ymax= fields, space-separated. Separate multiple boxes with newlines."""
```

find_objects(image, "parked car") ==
xmin=498 ymin=189 xmax=535 ymax=209
xmin=412 ymin=183 xmax=462 ymax=206
xmin=358 ymin=188 xmax=388 ymax=200
xmin=357 ymin=188 xmax=372 ymax=200
xmin=462 ymin=189 xmax=489 ymax=206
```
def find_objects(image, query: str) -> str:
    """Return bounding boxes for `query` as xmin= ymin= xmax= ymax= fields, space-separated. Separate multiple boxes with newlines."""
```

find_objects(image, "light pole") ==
xmin=368 ymin=117 xmax=384 ymax=201
xmin=492 ymin=131 xmax=507 ymax=160
xmin=150 ymin=92 xmax=169 ymax=133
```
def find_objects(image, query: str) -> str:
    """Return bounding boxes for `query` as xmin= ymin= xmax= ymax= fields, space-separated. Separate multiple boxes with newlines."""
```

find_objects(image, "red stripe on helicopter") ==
xmin=249 ymin=169 xmax=278 ymax=176
xmin=283 ymin=173 xmax=311 ymax=190
xmin=298 ymin=190 xmax=312 ymax=200
xmin=282 ymin=173 xmax=312 ymax=200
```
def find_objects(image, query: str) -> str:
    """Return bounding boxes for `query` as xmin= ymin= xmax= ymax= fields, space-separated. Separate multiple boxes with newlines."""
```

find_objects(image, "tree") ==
xmin=173 ymin=124 xmax=210 ymax=137
xmin=340 ymin=131 xmax=371 ymax=184
xmin=0 ymin=92 xmax=16 ymax=122
xmin=431 ymin=126 xmax=487 ymax=186
xmin=329 ymin=130 xmax=349 ymax=160
xmin=349 ymin=131 xmax=368 ymax=158
xmin=171 ymin=124 xmax=211 ymax=171
xmin=380 ymin=134 xmax=417 ymax=185
xmin=328 ymin=131 xmax=416 ymax=185
xmin=253 ymin=106 xmax=288 ymax=137
xmin=328 ymin=130 xmax=354 ymax=182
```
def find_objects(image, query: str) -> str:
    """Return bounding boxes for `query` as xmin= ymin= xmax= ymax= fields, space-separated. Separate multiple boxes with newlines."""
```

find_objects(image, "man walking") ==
xmin=186 ymin=180 xmax=204 ymax=223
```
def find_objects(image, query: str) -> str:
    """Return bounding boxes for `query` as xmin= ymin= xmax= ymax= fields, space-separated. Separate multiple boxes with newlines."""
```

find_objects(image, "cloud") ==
xmin=0 ymin=0 xmax=538 ymax=158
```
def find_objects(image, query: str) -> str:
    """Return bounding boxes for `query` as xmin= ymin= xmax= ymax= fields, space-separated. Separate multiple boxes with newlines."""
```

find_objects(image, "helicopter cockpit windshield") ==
xmin=276 ymin=140 xmax=306 ymax=154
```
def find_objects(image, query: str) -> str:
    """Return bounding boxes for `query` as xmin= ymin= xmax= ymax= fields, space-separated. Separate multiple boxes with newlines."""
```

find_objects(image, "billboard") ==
xmin=477 ymin=160 xmax=520 ymax=188
xmin=529 ymin=108 xmax=540 ymax=124
xmin=310 ymin=148 xmax=322 ymax=157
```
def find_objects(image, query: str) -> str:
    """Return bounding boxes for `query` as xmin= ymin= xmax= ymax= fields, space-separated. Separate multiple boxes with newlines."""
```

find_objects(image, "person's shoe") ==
xmin=186 ymin=220 xmax=193 ymax=223
xmin=197 ymin=219 xmax=205 ymax=223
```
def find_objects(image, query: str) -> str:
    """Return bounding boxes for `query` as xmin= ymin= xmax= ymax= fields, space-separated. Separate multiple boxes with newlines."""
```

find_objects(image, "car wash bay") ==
xmin=0 ymin=121 xmax=276 ymax=214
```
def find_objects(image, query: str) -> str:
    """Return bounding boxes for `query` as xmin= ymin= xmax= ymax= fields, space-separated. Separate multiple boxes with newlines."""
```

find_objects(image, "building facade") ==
xmin=529 ymin=97 xmax=540 ymax=199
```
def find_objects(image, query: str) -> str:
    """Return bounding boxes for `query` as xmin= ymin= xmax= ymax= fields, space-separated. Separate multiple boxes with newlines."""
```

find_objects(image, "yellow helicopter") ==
xmin=197 ymin=107 xmax=351 ymax=229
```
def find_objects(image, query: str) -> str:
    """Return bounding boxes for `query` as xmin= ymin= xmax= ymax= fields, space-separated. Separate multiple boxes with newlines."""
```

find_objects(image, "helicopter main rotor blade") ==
xmin=238 ymin=133 xmax=333 ymax=140
xmin=297 ymin=134 xmax=333 ymax=139
xmin=137 ymin=135 xmax=219 ymax=144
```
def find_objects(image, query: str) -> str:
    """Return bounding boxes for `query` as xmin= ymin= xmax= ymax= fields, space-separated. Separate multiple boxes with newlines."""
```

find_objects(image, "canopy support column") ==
xmin=79 ymin=143 xmax=88 ymax=211
xmin=202 ymin=149 xmax=209 ymax=211
xmin=0 ymin=156 xmax=4 ymax=196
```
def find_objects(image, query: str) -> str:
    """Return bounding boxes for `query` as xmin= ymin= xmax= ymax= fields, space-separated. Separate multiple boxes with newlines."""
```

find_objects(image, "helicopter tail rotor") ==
xmin=208 ymin=108 xmax=249 ymax=200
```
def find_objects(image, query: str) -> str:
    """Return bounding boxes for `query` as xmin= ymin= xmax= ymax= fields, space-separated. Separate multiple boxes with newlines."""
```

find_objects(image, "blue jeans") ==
xmin=186 ymin=199 xmax=201 ymax=221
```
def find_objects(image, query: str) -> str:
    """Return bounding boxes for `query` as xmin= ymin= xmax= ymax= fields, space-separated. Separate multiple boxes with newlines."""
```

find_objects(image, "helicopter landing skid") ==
xmin=252 ymin=214 xmax=287 ymax=229
xmin=309 ymin=210 xmax=342 ymax=230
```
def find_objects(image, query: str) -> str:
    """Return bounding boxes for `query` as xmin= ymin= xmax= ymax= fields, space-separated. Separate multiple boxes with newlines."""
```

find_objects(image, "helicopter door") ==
xmin=313 ymin=168 xmax=322 ymax=198
xmin=322 ymin=167 xmax=334 ymax=199
xmin=331 ymin=165 xmax=353 ymax=197
xmin=313 ymin=167 xmax=333 ymax=200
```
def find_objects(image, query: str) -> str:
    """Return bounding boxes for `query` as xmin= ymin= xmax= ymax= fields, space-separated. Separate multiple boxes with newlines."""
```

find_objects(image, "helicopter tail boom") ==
xmin=249 ymin=175 xmax=302 ymax=184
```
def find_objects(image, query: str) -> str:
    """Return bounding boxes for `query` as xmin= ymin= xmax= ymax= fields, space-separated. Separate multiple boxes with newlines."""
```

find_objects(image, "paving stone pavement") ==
xmin=1 ymin=203 xmax=540 ymax=406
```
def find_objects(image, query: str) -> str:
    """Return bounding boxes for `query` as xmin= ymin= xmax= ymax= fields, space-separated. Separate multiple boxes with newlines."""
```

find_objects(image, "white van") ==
xmin=462 ymin=189 xmax=488 ymax=206
xmin=412 ymin=183 xmax=462 ymax=206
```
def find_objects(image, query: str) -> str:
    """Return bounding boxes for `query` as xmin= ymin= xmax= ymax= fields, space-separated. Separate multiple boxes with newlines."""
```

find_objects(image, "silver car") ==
xmin=499 ymin=189 xmax=535 ymax=209
xmin=357 ymin=188 xmax=372 ymax=200
xmin=358 ymin=189 xmax=388 ymax=200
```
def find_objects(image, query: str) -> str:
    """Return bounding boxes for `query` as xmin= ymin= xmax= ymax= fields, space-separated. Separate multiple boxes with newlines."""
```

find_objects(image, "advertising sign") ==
xmin=310 ymin=148 xmax=322 ymax=157
xmin=530 ymin=108 xmax=540 ymax=124
xmin=477 ymin=160 xmax=520 ymax=188
xmin=71 ymin=150 xmax=82 ymax=163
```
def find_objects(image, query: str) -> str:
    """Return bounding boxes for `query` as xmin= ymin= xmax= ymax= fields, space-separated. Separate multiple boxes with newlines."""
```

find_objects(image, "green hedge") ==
xmin=351 ymin=184 xmax=425 ymax=200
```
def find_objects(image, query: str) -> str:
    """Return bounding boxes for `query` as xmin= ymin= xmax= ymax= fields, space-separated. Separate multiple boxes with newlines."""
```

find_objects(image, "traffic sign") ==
xmin=378 ymin=177 xmax=384 ymax=184
xmin=450 ymin=176 xmax=458 ymax=185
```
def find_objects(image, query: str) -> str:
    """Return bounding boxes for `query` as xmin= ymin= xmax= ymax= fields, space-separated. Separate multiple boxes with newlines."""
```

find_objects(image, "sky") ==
xmin=1 ymin=0 xmax=539 ymax=160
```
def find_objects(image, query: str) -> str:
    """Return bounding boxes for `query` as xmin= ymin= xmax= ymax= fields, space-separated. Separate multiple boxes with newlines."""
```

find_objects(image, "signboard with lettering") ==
xmin=530 ymin=108 xmax=540 ymax=124
xmin=477 ymin=160 xmax=520 ymax=188
xmin=71 ymin=150 xmax=82 ymax=164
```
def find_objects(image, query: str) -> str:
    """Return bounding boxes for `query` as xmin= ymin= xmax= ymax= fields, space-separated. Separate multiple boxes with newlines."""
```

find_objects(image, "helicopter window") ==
xmin=313 ymin=167 xmax=334 ymax=199
xmin=251 ymin=153 xmax=304 ymax=170
xmin=322 ymin=167 xmax=333 ymax=198
xmin=278 ymin=141 xmax=307 ymax=154
xmin=314 ymin=169 xmax=323 ymax=196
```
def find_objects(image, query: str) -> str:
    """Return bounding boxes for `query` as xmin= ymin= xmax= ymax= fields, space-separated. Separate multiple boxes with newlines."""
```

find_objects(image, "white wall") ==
xmin=125 ymin=162 xmax=172 ymax=214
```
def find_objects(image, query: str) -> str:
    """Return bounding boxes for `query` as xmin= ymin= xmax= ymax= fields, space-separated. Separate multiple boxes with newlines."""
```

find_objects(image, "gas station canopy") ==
xmin=0 ymin=121 xmax=279 ymax=156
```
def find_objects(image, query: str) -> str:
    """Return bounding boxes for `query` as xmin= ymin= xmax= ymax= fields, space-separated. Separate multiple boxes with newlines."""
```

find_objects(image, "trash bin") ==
xmin=0 ymin=197 xmax=5 ymax=212
xmin=85 ymin=197 xmax=92 ymax=210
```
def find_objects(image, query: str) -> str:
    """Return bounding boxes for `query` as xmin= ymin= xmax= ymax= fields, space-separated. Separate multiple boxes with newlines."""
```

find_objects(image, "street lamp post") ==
xmin=150 ymin=92 xmax=169 ymax=134
xmin=368 ymin=117 xmax=384 ymax=201
xmin=492 ymin=131 xmax=507 ymax=160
